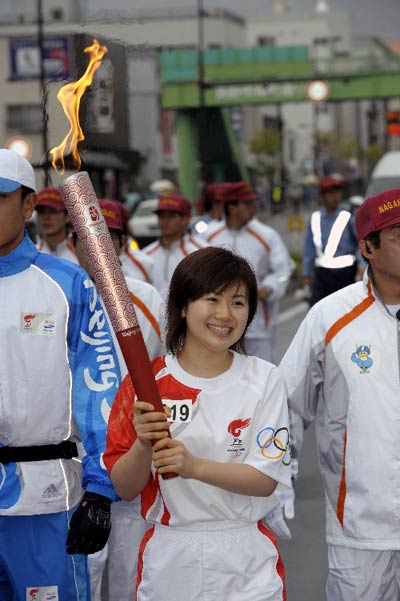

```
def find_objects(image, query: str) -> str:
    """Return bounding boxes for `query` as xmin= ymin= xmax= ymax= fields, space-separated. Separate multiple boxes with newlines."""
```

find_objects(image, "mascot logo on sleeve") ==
xmin=351 ymin=344 xmax=373 ymax=374
xmin=226 ymin=418 xmax=252 ymax=458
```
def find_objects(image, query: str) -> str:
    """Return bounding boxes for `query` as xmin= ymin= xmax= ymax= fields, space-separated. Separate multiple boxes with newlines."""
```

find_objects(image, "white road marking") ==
xmin=278 ymin=301 xmax=309 ymax=324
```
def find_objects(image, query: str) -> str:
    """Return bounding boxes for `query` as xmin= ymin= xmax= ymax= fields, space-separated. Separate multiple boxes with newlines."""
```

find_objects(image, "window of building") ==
xmin=6 ymin=104 xmax=42 ymax=133
xmin=50 ymin=8 xmax=64 ymax=20
xmin=257 ymin=36 xmax=275 ymax=47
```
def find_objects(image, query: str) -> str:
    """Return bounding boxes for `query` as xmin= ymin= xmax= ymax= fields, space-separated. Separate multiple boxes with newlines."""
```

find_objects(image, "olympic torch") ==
xmin=52 ymin=40 xmax=175 ymax=478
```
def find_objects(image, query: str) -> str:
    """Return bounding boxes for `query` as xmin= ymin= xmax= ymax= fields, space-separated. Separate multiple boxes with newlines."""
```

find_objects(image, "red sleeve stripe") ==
xmin=257 ymin=521 xmax=286 ymax=600
xmin=336 ymin=429 xmax=347 ymax=527
xmin=189 ymin=236 xmax=203 ymax=249
xmin=206 ymin=224 xmax=226 ymax=242
xmin=129 ymin=292 xmax=161 ymax=339
xmin=179 ymin=239 xmax=189 ymax=257
xmin=145 ymin=242 xmax=161 ymax=256
xmin=135 ymin=525 xmax=155 ymax=601
xmin=325 ymin=281 xmax=375 ymax=346
xmin=124 ymin=248 xmax=151 ymax=282
xmin=245 ymin=226 xmax=270 ymax=252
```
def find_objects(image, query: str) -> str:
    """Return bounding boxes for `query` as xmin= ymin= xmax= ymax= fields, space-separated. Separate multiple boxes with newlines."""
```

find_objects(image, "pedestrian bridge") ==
xmin=160 ymin=44 xmax=400 ymax=107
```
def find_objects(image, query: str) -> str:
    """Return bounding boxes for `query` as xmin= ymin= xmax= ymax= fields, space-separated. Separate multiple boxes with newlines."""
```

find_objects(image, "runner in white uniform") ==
xmin=105 ymin=246 xmax=292 ymax=601
xmin=280 ymin=188 xmax=400 ymax=601
xmin=143 ymin=194 xmax=207 ymax=299
xmin=35 ymin=186 xmax=78 ymax=264
xmin=205 ymin=181 xmax=294 ymax=363
xmin=73 ymin=198 xmax=164 ymax=601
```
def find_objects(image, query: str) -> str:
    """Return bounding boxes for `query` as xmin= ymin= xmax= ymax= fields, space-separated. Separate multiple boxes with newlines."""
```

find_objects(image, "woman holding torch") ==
xmin=104 ymin=246 xmax=292 ymax=601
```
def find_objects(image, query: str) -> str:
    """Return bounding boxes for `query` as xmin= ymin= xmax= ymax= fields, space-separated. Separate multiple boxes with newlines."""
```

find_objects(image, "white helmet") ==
xmin=149 ymin=179 xmax=176 ymax=195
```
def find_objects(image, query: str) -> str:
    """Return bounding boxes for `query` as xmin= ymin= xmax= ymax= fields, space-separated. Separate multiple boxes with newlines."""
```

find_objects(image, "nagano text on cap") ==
xmin=355 ymin=188 xmax=400 ymax=240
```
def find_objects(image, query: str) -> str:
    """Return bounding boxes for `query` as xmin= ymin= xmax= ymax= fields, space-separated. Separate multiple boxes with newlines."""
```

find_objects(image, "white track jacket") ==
xmin=0 ymin=234 xmax=121 ymax=515
xmin=280 ymin=271 xmax=400 ymax=549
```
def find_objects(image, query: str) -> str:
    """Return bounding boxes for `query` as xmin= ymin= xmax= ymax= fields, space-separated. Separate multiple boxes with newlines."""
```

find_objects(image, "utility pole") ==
xmin=37 ymin=0 xmax=50 ymax=185
xmin=197 ymin=0 xmax=205 ymax=112
xmin=197 ymin=0 xmax=207 ymax=182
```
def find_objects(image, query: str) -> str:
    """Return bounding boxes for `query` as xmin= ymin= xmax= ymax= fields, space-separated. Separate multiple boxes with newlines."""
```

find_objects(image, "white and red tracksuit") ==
xmin=280 ymin=270 xmax=400 ymax=600
xmin=143 ymin=234 xmax=207 ymax=299
xmin=105 ymin=352 xmax=292 ymax=601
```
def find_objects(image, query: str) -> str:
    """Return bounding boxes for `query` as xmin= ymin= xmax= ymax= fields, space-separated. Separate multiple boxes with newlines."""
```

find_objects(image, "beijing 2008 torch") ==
xmin=51 ymin=39 xmax=174 ymax=477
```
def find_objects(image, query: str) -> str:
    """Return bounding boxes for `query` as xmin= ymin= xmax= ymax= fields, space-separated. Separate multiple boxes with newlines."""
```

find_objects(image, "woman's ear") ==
xmin=181 ymin=307 xmax=186 ymax=318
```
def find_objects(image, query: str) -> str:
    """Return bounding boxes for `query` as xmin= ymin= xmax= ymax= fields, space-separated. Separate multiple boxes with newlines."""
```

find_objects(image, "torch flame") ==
xmin=50 ymin=38 xmax=108 ymax=174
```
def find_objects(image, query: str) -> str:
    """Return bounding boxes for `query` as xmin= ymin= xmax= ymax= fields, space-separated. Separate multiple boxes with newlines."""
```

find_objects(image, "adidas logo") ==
xmin=41 ymin=484 xmax=61 ymax=499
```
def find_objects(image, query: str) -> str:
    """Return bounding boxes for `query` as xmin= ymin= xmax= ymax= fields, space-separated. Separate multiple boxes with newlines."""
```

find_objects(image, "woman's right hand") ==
xmin=133 ymin=401 xmax=170 ymax=447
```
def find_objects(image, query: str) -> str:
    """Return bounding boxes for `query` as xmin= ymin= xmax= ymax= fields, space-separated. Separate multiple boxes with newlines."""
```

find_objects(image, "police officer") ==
xmin=302 ymin=175 xmax=359 ymax=306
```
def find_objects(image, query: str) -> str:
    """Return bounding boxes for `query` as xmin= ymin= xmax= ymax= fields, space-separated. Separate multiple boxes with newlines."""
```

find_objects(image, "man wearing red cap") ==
xmin=192 ymin=182 xmax=227 ymax=236
xmin=280 ymin=188 xmax=400 ymax=600
xmin=301 ymin=175 xmax=359 ymax=305
xmin=143 ymin=194 xmax=207 ymax=298
xmin=205 ymin=181 xmax=294 ymax=363
xmin=73 ymin=198 xmax=164 ymax=601
xmin=35 ymin=186 xmax=78 ymax=264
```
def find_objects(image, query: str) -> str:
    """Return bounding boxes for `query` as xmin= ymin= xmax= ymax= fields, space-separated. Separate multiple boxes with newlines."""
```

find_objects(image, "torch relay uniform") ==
xmin=279 ymin=270 xmax=400 ymax=600
xmin=143 ymin=234 xmax=207 ymax=299
xmin=0 ymin=233 xmax=121 ymax=600
xmin=206 ymin=218 xmax=294 ymax=363
xmin=37 ymin=236 xmax=79 ymax=264
xmin=89 ymin=275 xmax=164 ymax=601
xmin=105 ymin=352 xmax=292 ymax=601
xmin=120 ymin=246 xmax=159 ymax=288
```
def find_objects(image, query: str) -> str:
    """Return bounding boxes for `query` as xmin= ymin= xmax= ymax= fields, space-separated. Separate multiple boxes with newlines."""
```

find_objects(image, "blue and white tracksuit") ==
xmin=0 ymin=233 xmax=121 ymax=600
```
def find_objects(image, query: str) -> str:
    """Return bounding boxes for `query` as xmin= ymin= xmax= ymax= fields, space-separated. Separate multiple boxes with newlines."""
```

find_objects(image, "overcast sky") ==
xmin=87 ymin=0 xmax=400 ymax=40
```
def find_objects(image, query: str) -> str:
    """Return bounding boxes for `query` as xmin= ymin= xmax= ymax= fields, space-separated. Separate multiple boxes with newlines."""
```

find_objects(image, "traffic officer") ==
xmin=302 ymin=175 xmax=359 ymax=305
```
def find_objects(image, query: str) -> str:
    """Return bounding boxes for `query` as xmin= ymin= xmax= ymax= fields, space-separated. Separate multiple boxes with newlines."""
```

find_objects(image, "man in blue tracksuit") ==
xmin=0 ymin=149 xmax=121 ymax=600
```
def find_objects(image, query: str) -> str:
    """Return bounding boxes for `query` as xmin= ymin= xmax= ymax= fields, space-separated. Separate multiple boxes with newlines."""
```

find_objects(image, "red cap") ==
xmin=36 ymin=187 xmax=65 ymax=211
xmin=355 ymin=188 xmax=400 ymax=240
xmin=155 ymin=194 xmax=192 ymax=216
xmin=204 ymin=182 xmax=229 ymax=202
xmin=319 ymin=176 xmax=343 ymax=194
xmin=225 ymin=181 xmax=258 ymax=202
xmin=98 ymin=198 xmax=123 ymax=232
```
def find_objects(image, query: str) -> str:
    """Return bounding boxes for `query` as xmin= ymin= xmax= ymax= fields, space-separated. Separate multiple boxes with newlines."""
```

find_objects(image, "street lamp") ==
xmin=306 ymin=80 xmax=330 ymax=176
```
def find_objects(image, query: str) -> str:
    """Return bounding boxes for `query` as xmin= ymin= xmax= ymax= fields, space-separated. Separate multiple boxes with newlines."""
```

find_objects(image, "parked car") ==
xmin=128 ymin=198 xmax=160 ymax=247
xmin=366 ymin=151 xmax=400 ymax=197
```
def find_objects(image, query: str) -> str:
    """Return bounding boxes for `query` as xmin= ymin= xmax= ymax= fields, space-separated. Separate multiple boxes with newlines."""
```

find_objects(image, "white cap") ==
xmin=0 ymin=149 xmax=36 ymax=193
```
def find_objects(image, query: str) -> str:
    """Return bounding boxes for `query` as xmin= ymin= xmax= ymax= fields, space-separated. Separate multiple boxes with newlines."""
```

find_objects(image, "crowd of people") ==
xmin=1 ymin=147 xmax=400 ymax=601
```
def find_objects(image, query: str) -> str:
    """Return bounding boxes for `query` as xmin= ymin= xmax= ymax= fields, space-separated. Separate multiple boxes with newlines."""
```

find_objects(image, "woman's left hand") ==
xmin=152 ymin=438 xmax=197 ymax=478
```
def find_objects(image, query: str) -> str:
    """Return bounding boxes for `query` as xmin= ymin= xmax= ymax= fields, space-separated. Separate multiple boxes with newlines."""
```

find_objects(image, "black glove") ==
xmin=66 ymin=492 xmax=112 ymax=555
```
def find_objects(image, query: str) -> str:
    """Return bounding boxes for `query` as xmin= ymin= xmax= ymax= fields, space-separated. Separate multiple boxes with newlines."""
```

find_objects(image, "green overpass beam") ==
xmin=162 ymin=72 xmax=400 ymax=108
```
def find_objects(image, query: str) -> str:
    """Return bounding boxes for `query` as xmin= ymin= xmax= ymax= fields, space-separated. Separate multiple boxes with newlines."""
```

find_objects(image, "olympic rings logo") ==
xmin=256 ymin=426 xmax=290 ymax=465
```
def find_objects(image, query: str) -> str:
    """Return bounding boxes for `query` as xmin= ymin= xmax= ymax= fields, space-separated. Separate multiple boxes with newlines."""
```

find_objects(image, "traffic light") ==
xmin=386 ymin=111 xmax=400 ymax=136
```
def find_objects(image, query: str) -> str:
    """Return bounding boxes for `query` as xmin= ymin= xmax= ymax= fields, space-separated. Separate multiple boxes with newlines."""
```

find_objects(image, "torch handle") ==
xmin=116 ymin=328 xmax=176 ymax=480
